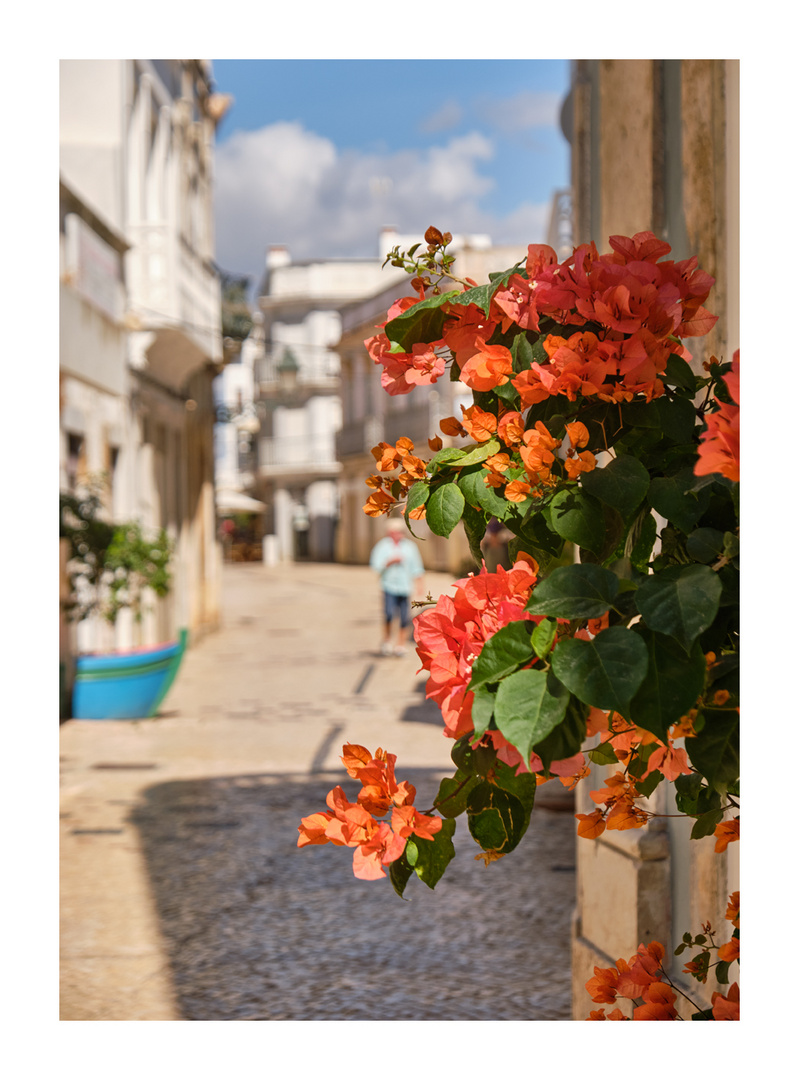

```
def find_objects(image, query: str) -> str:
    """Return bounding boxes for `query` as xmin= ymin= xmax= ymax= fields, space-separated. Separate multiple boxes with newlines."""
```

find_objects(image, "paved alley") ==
xmin=60 ymin=561 xmax=577 ymax=1021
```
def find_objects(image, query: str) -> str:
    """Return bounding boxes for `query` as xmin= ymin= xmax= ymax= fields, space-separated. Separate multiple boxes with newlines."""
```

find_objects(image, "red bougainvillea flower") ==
xmin=632 ymin=982 xmax=678 ymax=1020
xmin=490 ymin=273 xmax=541 ymax=334
xmin=413 ymin=560 xmax=539 ymax=739
xmin=585 ymin=964 xmax=620 ymax=1004
xmin=695 ymin=350 xmax=740 ymax=482
xmin=440 ymin=302 xmax=498 ymax=368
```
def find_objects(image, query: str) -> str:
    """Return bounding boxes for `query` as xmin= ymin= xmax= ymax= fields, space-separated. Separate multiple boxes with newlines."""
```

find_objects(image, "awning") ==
xmin=216 ymin=489 xmax=267 ymax=514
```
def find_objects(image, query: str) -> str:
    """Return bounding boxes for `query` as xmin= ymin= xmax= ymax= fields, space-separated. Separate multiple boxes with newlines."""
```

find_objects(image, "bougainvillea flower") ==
xmin=363 ymin=489 xmax=396 ymax=517
xmin=585 ymin=964 xmax=620 ymax=1004
xmin=713 ymin=817 xmax=740 ymax=853
xmin=440 ymin=415 xmax=467 ymax=438
xmin=497 ymin=410 xmax=525 ymax=447
xmin=711 ymin=982 xmax=740 ymax=1020
xmin=413 ymin=560 xmax=539 ymax=739
xmin=490 ymin=273 xmax=541 ymax=334
xmin=695 ymin=351 xmax=740 ymax=482
xmin=726 ymin=891 xmax=740 ymax=927
xmin=458 ymin=341 xmax=514 ymax=391
xmin=504 ymin=478 xmax=532 ymax=502
xmin=587 ymin=1007 xmax=629 ymax=1020
xmin=632 ymin=982 xmax=678 ymax=1020
xmin=391 ymin=804 xmax=443 ymax=842
xmin=576 ymin=810 xmax=606 ymax=839
xmin=371 ymin=441 xmax=403 ymax=472
xmin=460 ymin=404 xmax=498 ymax=442
xmin=441 ymin=302 xmax=497 ymax=366
xmin=718 ymin=937 xmax=739 ymax=964
xmin=642 ymin=743 xmax=693 ymax=782
xmin=565 ymin=420 xmax=590 ymax=449
xmin=564 ymin=450 xmax=597 ymax=480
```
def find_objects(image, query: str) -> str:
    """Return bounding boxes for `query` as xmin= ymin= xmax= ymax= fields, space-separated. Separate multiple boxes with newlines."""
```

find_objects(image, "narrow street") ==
xmin=60 ymin=561 xmax=577 ymax=1021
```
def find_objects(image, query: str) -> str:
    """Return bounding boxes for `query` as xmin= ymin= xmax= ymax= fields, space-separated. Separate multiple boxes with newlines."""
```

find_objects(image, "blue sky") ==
xmin=210 ymin=59 xmax=571 ymax=289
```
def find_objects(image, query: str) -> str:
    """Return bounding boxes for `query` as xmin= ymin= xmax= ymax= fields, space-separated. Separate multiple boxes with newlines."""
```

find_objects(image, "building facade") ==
xmin=563 ymin=58 xmax=740 ymax=1019
xmin=253 ymin=240 xmax=407 ymax=563
xmin=60 ymin=60 xmax=228 ymax=678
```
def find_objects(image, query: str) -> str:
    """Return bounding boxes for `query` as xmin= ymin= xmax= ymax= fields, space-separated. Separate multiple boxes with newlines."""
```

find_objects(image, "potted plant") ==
xmin=60 ymin=483 xmax=187 ymax=720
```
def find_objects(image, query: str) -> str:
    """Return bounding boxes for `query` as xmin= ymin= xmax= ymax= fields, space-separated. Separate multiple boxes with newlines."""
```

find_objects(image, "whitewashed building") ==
xmin=254 ymin=240 xmax=407 ymax=562
xmin=60 ymin=60 xmax=229 ymax=672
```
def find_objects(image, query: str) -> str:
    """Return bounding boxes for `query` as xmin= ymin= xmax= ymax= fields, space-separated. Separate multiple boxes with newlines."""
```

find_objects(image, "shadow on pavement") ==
xmin=130 ymin=769 xmax=577 ymax=1020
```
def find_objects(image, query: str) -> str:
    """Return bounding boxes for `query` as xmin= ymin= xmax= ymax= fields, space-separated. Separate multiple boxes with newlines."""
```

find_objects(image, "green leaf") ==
xmin=630 ymin=513 xmax=658 ymax=572
xmin=687 ymin=709 xmax=739 ymax=796
xmin=388 ymin=851 xmax=415 ymax=898
xmin=434 ymin=771 xmax=481 ymax=818
xmin=466 ymin=783 xmax=528 ymax=855
xmin=628 ymin=630 xmax=707 ymax=742
xmin=461 ymin=501 xmax=487 ymax=565
xmin=531 ymin=617 xmax=558 ymax=660
xmin=690 ymin=807 xmax=725 ymax=840
xmin=686 ymin=527 xmax=725 ymax=564
xmin=411 ymin=817 xmax=457 ymax=889
xmin=649 ymin=468 xmax=712 ymax=533
xmin=426 ymin=482 xmax=465 ymax=537
xmin=403 ymin=481 xmax=429 ymax=529
xmin=470 ymin=685 xmax=496 ymax=738
xmin=489 ymin=760 xmax=537 ymax=833
xmin=426 ymin=447 xmax=467 ymax=472
xmin=580 ymin=455 xmax=650 ymax=518
xmin=526 ymin=562 xmax=619 ymax=619
xmin=456 ymin=438 xmax=501 ymax=468
xmin=587 ymin=741 xmax=619 ymax=765
xmin=494 ymin=669 xmax=571 ymax=763
xmin=549 ymin=489 xmax=606 ymax=553
xmin=467 ymin=621 xmax=535 ymax=692
xmin=551 ymin=626 xmax=649 ymax=717
xmin=458 ymin=466 xmax=509 ymax=518
xmin=635 ymin=564 xmax=723 ymax=653
xmin=532 ymin=694 xmax=588 ymax=770
xmin=383 ymin=289 xmax=459 ymax=349
xmin=654 ymin=395 xmax=698 ymax=444
xmin=665 ymin=354 xmax=698 ymax=394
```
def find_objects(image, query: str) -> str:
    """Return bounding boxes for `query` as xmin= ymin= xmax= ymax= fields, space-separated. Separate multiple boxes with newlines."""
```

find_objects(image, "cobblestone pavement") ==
xmin=60 ymin=562 xmax=577 ymax=1021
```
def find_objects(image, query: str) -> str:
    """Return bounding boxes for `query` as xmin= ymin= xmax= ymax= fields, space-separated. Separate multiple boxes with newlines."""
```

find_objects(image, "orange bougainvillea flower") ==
xmin=711 ymin=982 xmax=740 ymax=1020
xmin=458 ymin=340 xmax=514 ymax=392
xmin=726 ymin=891 xmax=740 ymax=927
xmin=695 ymin=350 xmax=740 ymax=482
xmin=642 ymin=743 xmax=693 ymax=782
xmin=587 ymin=1007 xmax=629 ymax=1020
xmin=497 ymin=410 xmax=525 ymax=447
xmin=713 ymin=818 xmax=740 ymax=853
xmin=504 ymin=479 xmax=533 ymax=503
xmin=564 ymin=450 xmax=597 ymax=479
xmin=718 ymin=936 xmax=740 ymax=964
xmin=633 ymin=982 xmax=678 ymax=1020
xmin=460 ymin=403 xmax=498 ymax=442
xmin=576 ymin=810 xmax=606 ymax=839
xmin=585 ymin=964 xmax=620 ymax=1004
xmin=440 ymin=415 xmax=467 ymax=438
xmin=371 ymin=441 xmax=402 ymax=471
xmin=565 ymin=420 xmax=590 ymax=449
xmin=428 ymin=435 xmax=443 ymax=452
xmin=363 ymin=489 xmax=396 ymax=517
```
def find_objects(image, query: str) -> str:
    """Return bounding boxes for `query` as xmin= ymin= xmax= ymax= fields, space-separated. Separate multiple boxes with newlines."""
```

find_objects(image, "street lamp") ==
xmin=276 ymin=348 xmax=300 ymax=398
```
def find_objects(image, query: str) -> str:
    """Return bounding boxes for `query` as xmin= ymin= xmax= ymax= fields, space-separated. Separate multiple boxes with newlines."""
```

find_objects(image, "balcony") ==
xmin=258 ymin=435 xmax=341 ymax=479
xmin=259 ymin=349 xmax=339 ymax=398
xmin=335 ymin=416 xmax=384 ymax=459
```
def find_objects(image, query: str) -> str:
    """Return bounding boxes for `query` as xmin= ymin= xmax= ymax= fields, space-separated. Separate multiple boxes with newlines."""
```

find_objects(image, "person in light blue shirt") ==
xmin=369 ymin=517 xmax=425 ymax=657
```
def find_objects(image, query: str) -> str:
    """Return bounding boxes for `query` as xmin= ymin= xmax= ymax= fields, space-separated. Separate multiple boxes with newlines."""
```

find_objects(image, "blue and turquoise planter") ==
xmin=72 ymin=629 xmax=188 ymax=720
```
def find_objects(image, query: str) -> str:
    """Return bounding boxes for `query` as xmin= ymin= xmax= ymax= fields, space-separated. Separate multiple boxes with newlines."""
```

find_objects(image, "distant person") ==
xmin=369 ymin=517 xmax=424 ymax=657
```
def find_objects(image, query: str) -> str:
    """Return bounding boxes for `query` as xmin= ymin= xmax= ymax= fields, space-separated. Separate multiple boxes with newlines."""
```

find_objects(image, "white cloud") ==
xmin=419 ymin=98 xmax=463 ymax=133
xmin=477 ymin=90 xmax=563 ymax=135
xmin=213 ymin=121 xmax=553 ymax=289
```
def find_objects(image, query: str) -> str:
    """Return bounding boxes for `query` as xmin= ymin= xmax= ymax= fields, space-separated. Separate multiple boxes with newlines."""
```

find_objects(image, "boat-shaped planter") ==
xmin=72 ymin=629 xmax=188 ymax=720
